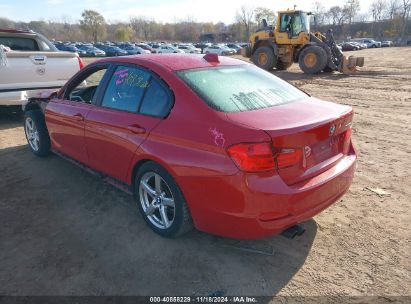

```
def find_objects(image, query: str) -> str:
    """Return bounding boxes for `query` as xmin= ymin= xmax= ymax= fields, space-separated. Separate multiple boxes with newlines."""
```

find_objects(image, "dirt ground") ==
xmin=0 ymin=47 xmax=410 ymax=297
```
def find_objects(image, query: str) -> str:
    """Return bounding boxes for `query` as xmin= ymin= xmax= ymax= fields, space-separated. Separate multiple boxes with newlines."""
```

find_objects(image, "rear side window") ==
xmin=102 ymin=66 xmax=151 ymax=112
xmin=0 ymin=37 xmax=39 ymax=51
xmin=140 ymin=78 xmax=171 ymax=117
xmin=177 ymin=65 xmax=307 ymax=113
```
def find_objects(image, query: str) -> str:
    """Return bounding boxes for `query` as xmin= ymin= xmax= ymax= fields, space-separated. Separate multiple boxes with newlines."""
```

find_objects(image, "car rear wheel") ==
xmin=134 ymin=162 xmax=193 ymax=237
xmin=24 ymin=110 xmax=51 ymax=157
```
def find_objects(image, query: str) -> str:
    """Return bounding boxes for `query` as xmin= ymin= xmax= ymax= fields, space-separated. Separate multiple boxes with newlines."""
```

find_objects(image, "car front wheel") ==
xmin=24 ymin=110 xmax=51 ymax=157
xmin=134 ymin=162 xmax=193 ymax=237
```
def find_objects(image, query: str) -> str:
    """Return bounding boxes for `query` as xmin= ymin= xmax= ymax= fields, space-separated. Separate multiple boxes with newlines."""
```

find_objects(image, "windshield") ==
xmin=177 ymin=65 xmax=307 ymax=113
xmin=301 ymin=12 xmax=310 ymax=33
xmin=292 ymin=12 xmax=310 ymax=35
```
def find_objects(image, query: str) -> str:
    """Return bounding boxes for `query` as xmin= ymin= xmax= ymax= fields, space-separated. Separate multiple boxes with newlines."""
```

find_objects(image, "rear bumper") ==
xmin=178 ymin=147 xmax=356 ymax=239
xmin=0 ymin=91 xmax=27 ymax=106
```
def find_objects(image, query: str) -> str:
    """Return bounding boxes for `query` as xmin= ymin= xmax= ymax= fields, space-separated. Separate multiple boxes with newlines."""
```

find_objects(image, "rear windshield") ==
xmin=0 ymin=37 xmax=39 ymax=51
xmin=177 ymin=65 xmax=307 ymax=112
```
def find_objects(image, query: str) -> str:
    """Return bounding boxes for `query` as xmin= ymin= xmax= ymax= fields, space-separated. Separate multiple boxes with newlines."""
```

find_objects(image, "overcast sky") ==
xmin=0 ymin=0 xmax=375 ymax=24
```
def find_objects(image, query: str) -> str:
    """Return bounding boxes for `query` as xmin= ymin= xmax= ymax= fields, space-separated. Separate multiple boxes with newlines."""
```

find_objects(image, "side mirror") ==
xmin=262 ymin=18 xmax=268 ymax=28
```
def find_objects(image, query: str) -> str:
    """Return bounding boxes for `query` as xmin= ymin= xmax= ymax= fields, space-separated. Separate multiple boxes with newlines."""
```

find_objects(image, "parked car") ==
xmin=349 ymin=41 xmax=366 ymax=49
xmin=22 ymin=54 xmax=356 ymax=239
xmin=157 ymin=44 xmax=184 ymax=54
xmin=100 ymin=46 xmax=127 ymax=56
xmin=381 ymin=41 xmax=393 ymax=47
xmin=78 ymin=45 xmax=106 ymax=57
xmin=149 ymin=44 xmax=161 ymax=53
xmin=0 ymin=28 xmax=84 ymax=106
xmin=226 ymin=43 xmax=242 ymax=54
xmin=122 ymin=45 xmax=151 ymax=55
xmin=351 ymin=38 xmax=381 ymax=48
xmin=177 ymin=44 xmax=201 ymax=54
xmin=57 ymin=44 xmax=87 ymax=56
xmin=194 ymin=43 xmax=211 ymax=53
xmin=136 ymin=43 xmax=155 ymax=53
xmin=341 ymin=42 xmax=360 ymax=51
xmin=204 ymin=45 xmax=234 ymax=55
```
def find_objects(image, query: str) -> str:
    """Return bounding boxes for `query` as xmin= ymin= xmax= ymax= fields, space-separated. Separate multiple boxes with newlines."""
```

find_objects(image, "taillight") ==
xmin=227 ymin=143 xmax=304 ymax=172
xmin=275 ymin=148 xmax=302 ymax=169
xmin=343 ymin=128 xmax=352 ymax=154
xmin=227 ymin=142 xmax=275 ymax=172
xmin=77 ymin=55 xmax=85 ymax=69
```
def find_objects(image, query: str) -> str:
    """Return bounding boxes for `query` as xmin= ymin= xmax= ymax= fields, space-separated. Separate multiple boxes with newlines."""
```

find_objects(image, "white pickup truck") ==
xmin=0 ymin=29 xmax=84 ymax=106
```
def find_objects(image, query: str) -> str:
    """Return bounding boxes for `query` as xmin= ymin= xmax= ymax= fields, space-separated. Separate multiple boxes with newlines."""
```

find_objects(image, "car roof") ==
xmin=0 ymin=28 xmax=33 ymax=34
xmin=96 ymin=54 xmax=247 ymax=71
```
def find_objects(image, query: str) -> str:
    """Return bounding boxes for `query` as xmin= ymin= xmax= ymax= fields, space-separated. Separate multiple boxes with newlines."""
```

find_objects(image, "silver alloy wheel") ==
xmin=139 ymin=172 xmax=175 ymax=229
xmin=25 ymin=117 xmax=40 ymax=151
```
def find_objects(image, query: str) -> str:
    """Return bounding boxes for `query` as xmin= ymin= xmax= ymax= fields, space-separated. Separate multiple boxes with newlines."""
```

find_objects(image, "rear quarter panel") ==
xmin=124 ymin=62 xmax=271 ymax=183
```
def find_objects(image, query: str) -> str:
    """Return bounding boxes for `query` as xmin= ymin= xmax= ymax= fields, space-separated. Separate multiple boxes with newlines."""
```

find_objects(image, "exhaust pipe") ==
xmin=281 ymin=225 xmax=305 ymax=239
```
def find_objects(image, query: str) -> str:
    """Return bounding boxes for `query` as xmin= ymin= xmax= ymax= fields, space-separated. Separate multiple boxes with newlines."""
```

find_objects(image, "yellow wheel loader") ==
xmin=242 ymin=9 xmax=364 ymax=74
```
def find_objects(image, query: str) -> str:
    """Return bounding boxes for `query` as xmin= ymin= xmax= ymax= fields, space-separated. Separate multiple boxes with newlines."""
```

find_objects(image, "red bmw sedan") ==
xmin=23 ymin=54 xmax=356 ymax=239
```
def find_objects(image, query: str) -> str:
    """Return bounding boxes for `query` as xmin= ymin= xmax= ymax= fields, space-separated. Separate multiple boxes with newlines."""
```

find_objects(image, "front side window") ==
xmin=102 ymin=66 xmax=151 ymax=112
xmin=67 ymin=67 xmax=108 ymax=103
xmin=177 ymin=65 xmax=307 ymax=113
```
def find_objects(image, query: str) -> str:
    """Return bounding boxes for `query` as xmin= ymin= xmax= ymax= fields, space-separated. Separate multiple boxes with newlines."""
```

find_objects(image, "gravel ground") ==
xmin=0 ymin=47 xmax=410 ymax=297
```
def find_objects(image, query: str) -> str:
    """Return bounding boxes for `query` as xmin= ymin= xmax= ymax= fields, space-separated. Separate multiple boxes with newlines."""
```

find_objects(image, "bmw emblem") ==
xmin=329 ymin=124 xmax=336 ymax=136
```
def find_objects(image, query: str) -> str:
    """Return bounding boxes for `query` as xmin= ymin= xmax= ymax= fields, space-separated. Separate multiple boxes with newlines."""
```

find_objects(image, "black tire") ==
xmin=134 ymin=161 xmax=193 ymax=238
xmin=298 ymin=46 xmax=327 ymax=74
xmin=24 ymin=110 xmax=51 ymax=157
xmin=276 ymin=60 xmax=293 ymax=70
xmin=252 ymin=46 xmax=275 ymax=70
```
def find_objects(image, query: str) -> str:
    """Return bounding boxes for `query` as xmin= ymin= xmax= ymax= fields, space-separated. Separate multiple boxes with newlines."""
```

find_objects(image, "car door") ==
xmin=84 ymin=64 xmax=174 ymax=182
xmin=45 ymin=64 xmax=110 ymax=164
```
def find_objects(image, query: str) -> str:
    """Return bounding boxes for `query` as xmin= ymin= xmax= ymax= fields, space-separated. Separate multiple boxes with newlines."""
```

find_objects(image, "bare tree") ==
xmin=311 ymin=1 xmax=327 ymax=26
xmin=236 ymin=6 xmax=255 ymax=41
xmin=399 ymin=0 xmax=411 ymax=39
xmin=130 ymin=16 xmax=155 ymax=41
xmin=370 ymin=0 xmax=387 ymax=22
xmin=328 ymin=6 xmax=348 ymax=25
xmin=385 ymin=0 xmax=400 ymax=19
xmin=344 ymin=0 xmax=361 ymax=24
xmin=61 ymin=15 xmax=75 ymax=41
xmin=254 ymin=7 xmax=276 ymax=26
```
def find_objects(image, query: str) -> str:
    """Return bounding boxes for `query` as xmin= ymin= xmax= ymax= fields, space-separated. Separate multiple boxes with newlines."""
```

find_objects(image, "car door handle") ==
xmin=72 ymin=113 xmax=84 ymax=121
xmin=127 ymin=125 xmax=146 ymax=134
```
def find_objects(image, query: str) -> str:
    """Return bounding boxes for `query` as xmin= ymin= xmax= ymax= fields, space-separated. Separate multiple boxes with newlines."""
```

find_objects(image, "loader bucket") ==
xmin=340 ymin=55 xmax=365 ymax=74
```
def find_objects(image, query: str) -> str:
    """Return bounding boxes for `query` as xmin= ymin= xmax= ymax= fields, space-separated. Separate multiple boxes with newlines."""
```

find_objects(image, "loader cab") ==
xmin=276 ymin=11 xmax=311 ymax=44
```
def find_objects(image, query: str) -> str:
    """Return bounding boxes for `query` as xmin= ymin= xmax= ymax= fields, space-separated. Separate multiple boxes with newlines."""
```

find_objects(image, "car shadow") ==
xmin=0 ymin=143 xmax=316 ymax=297
xmin=0 ymin=106 xmax=23 ymax=131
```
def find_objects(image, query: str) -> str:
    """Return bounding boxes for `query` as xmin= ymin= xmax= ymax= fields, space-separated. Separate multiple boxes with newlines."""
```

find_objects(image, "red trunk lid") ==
xmin=226 ymin=97 xmax=353 ymax=185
